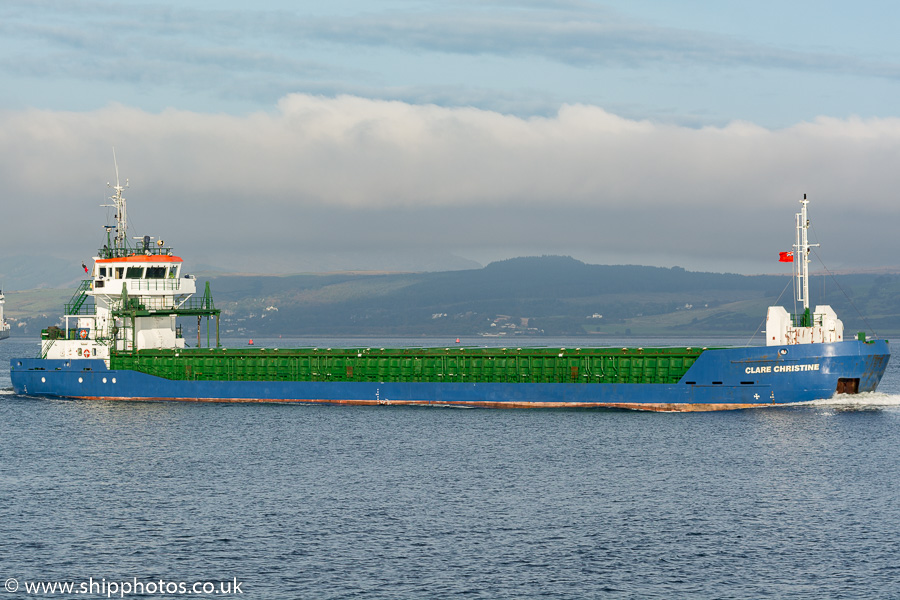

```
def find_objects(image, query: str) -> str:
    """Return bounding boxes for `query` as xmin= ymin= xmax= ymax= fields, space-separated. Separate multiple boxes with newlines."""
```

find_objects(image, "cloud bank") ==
xmin=2 ymin=94 xmax=899 ymax=273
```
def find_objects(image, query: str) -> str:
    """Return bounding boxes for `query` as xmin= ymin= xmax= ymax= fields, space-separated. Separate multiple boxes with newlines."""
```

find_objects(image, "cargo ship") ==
xmin=10 ymin=172 xmax=890 ymax=410
xmin=0 ymin=290 xmax=9 ymax=340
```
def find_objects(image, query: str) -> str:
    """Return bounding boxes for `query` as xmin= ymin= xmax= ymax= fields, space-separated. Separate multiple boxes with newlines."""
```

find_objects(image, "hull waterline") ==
xmin=12 ymin=340 xmax=889 ymax=412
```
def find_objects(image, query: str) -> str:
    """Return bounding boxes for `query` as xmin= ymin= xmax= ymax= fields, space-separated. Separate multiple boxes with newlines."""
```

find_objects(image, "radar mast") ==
xmin=102 ymin=148 xmax=129 ymax=250
xmin=794 ymin=194 xmax=818 ymax=325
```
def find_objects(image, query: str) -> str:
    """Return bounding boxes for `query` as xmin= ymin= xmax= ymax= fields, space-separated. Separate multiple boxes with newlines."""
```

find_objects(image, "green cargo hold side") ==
xmin=109 ymin=346 xmax=708 ymax=385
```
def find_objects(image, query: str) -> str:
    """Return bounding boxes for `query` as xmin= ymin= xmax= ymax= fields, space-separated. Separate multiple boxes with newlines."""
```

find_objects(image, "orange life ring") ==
xmin=79 ymin=329 xmax=88 ymax=339
xmin=84 ymin=349 xmax=91 ymax=359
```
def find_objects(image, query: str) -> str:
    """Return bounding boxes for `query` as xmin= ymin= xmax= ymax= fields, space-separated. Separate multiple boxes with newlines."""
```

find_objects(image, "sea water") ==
xmin=2 ymin=336 xmax=900 ymax=599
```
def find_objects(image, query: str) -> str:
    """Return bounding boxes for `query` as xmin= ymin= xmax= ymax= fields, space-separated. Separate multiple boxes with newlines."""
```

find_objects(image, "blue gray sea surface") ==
xmin=2 ymin=336 xmax=899 ymax=599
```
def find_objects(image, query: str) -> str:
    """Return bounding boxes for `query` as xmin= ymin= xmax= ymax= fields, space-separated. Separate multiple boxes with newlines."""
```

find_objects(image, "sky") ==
xmin=2 ymin=0 xmax=900 ymax=277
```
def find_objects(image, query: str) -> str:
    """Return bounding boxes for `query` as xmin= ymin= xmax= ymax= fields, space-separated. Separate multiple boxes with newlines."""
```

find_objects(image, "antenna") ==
xmin=102 ymin=148 xmax=129 ymax=249
xmin=794 ymin=194 xmax=819 ymax=325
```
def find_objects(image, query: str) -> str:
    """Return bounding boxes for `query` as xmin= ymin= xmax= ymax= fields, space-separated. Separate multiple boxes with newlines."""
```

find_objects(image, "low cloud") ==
xmin=1 ymin=95 xmax=899 ymax=273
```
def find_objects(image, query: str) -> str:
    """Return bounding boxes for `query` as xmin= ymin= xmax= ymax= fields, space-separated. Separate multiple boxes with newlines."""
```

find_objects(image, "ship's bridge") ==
xmin=91 ymin=246 xmax=190 ymax=294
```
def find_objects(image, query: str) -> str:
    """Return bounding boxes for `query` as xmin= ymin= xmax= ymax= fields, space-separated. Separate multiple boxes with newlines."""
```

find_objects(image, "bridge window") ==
xmin=146 ymin=266 xmax=166 ymax=279
xmin=126 ymin=267 xmax=144 ymax=278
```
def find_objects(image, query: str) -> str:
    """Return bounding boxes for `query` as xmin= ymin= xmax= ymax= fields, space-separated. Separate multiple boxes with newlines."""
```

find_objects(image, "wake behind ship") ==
xmin=10 ymin=171 xmax=890 ymax=410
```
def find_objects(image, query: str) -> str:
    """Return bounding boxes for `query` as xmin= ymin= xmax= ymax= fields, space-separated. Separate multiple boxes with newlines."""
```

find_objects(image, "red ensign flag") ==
xmin=779 ymin=251 xmax=794 ymax=262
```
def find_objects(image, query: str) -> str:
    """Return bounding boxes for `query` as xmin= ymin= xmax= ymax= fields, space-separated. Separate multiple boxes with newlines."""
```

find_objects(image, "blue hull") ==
xmin=10 ymin=340 xmax=890 ymax=411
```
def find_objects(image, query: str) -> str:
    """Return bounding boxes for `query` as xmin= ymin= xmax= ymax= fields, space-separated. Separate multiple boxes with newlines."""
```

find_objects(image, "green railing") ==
xmin=789 ymin=309 xmax=825 ymax=328
xmin=65 ymin=280 xmax=94 ymax=315
xmin=178 ymin=292 xmax=216 ymax=312
xmin=98 ymin=245 xmax=175 ymax=259
xmin=39 ymin=333 xmax=55 ymax=359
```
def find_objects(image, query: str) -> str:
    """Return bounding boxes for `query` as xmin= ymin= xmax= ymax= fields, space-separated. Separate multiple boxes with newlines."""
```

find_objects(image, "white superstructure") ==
xmin=41 ymin=163 xmax=219 ymax=363
xmin=765 ymin=195 xmax=844 ymax=346
xmin=0 ymin=291 xmax=10 ymax=340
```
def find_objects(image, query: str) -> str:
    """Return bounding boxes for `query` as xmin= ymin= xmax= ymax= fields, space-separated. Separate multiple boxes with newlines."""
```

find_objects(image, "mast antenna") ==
xmin=794 ymin=194 xmax=819 ymax=325
xmin=103 ymin=148 xmax=129 ymax=249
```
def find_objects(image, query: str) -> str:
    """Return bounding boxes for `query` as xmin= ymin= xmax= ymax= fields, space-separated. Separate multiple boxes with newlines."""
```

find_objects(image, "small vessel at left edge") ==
xmin=0 ymin=290 xmax=10 ymax=340
xmin=9 ymin=165 xmax=891 ymax=411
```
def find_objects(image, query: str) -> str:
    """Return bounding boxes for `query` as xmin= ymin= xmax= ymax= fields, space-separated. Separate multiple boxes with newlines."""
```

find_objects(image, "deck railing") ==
xmin=64 ymin=280 xmax=95 ymax=315
xmin=98 ymin=246 xmax=175 ymax=259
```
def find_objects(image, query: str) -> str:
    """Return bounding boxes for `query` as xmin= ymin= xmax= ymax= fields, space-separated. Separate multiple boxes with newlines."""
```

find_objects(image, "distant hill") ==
xmin=0 ymin=255 xmax=84 ymax=291
xmin=6 ymin=256 xmax=899 ymax=338
xmin=195 ymin=256 xmax=900 ymax=338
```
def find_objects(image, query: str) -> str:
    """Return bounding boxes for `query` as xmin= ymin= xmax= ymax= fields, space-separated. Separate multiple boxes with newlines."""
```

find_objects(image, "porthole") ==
xmin=112 ymin=378 xmax=117 ymax=384
xmin=41 ymin=377 xmax=46 ymax=383
xmin=779 ymin=348 xmax=788 ymax=355
xmin=102 ymin=377 xmax=107 ymax=384
xmin=78 ymin=377 xmax=83 ymax=384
